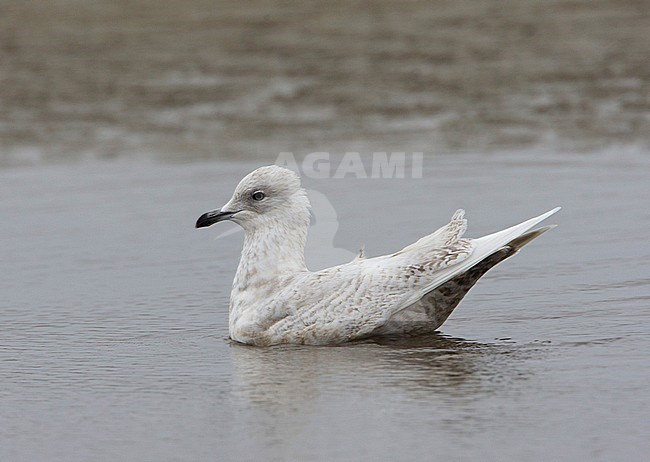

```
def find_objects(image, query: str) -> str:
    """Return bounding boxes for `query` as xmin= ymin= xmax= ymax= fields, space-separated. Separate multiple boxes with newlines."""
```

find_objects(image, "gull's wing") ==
xmin=262 ymin=210 xmax=471 ymax=344
xmin=393 ymin=208 xmax=468 ymax=256
xmin=263 ymin=207 xmax=560 ymax=345
xmin=395 ymin=206 xmax=560 ymax=308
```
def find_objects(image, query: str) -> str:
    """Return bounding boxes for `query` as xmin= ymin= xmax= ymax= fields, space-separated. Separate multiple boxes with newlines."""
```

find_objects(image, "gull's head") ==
xmin=196 ymin=165 xmax=310 ymax=232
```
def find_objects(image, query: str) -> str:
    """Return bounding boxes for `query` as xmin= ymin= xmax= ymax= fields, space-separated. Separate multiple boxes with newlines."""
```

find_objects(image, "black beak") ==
xmin=195 ymin=210 xmax=238 ymax=228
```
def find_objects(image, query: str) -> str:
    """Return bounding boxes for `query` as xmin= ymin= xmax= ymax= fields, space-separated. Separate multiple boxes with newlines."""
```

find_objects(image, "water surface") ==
xmin=2 ymin=153 xmax=649 ymax=461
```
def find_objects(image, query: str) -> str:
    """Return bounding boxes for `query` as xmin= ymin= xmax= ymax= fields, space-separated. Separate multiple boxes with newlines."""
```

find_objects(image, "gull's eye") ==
xmin=251 ymin=191 xmax=265 ymax=201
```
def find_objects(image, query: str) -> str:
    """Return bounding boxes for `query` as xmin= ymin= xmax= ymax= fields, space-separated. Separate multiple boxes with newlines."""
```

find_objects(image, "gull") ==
xmin=196 ymin=165 xmax=559 ymax=346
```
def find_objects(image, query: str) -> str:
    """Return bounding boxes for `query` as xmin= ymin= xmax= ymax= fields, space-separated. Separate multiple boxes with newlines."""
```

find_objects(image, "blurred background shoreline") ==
xmin=1 ymin=0 xmax=648 ymax=167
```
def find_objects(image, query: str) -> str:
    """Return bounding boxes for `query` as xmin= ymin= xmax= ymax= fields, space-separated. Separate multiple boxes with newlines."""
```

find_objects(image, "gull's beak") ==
xmin=195 ymin=209 xmax=238 ymax=228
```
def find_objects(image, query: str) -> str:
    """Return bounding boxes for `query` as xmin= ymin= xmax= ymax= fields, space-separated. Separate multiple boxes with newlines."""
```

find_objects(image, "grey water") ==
xmin=2 ymin=0 xmax=650 ymax=461
xmin=2 ymin=154 xmax=649 ymax=461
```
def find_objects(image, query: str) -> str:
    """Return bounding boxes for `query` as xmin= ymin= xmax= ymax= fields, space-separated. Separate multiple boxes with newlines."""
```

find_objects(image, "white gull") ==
xmin=196 ymin=165 xmax=560 ymax=346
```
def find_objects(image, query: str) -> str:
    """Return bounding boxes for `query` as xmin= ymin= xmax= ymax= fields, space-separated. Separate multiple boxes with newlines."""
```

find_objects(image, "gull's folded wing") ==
xmin=264 ymin=208 xmax=559 ymax=344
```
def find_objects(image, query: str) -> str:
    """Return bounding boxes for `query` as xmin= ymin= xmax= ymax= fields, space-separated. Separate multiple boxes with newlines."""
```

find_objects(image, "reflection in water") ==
xmin=229 ymin=334 xmax=534 ymax=411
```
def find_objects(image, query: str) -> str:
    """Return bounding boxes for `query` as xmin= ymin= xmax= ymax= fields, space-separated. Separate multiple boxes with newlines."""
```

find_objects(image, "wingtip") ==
xmin=539 ymin=206 xmax=562 ymax=221
xmin=507 ymin=224 xmax=557 ymax=250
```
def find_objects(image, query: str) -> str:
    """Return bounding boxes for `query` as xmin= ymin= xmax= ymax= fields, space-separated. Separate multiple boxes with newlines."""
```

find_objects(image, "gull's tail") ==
xmin=419 ymin=207 xmax=561 ymax=296
xmin=386 ymin=207 xmax=561 ymax=332
xmin=471 ymin=207 xmax=560 ymax=255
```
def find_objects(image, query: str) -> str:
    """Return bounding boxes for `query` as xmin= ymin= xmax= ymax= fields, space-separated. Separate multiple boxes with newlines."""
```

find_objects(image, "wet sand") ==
xmin=1 ymin=0 xmax=649 ymax=166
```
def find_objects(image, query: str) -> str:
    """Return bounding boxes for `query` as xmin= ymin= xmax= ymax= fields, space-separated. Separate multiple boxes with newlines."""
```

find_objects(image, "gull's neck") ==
xmin=235 ymin=214 xmax=309 ymax=289
xmin=228 ymin=211 xmax=308 ymax=341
